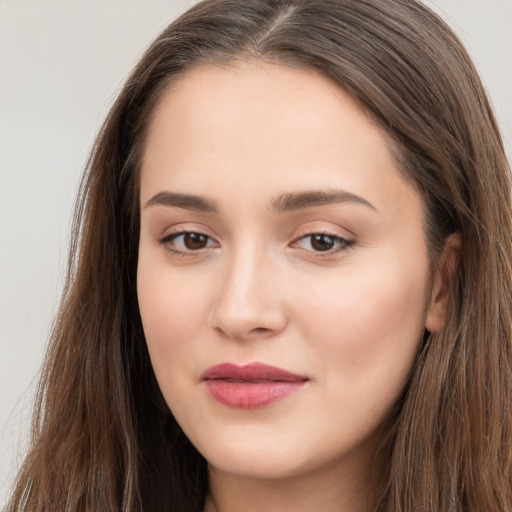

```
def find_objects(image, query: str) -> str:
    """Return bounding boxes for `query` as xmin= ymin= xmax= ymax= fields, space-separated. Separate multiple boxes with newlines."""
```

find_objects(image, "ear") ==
xmin=425 ymin=232 xmax=462 ymax=333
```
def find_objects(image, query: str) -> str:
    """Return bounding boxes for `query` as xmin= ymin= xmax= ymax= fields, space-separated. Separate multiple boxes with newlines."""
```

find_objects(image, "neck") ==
xmin=203 ymin=455 xmax=382 ymax=512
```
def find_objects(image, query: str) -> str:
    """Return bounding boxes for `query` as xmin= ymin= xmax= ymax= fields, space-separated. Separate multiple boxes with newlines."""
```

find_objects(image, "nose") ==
xmin=208 ymin=244 xmax=288 ymax=341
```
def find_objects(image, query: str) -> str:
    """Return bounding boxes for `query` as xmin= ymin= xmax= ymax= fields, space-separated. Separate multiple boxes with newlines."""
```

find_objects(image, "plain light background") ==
xmin=1 ymin=0 xmax=511 ymax=505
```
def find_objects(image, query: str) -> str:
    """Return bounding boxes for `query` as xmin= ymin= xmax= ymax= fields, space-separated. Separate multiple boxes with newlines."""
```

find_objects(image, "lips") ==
xmin=201 ymin=362 xmax=308 ymax=409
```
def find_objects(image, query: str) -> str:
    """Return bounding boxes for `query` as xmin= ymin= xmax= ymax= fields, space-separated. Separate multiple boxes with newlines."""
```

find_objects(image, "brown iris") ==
xmin=183 ymin=232 xmax=209 ymax=250
xmin=310 ymin=234 xmax=336 ymax=251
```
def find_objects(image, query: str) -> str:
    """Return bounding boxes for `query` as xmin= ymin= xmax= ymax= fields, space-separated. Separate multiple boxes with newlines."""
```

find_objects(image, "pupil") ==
xmin=311 ymin=234 xmax=334 ymax=251
xmin=184 ymin=233 xmax=207 ymax=250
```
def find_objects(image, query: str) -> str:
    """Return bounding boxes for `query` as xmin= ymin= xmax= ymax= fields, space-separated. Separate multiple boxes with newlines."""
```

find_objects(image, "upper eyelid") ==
xmin=294 ymin=231 xmax=353 ymax=241
xmin=160 ymin=230 xmax=354 ymax=253
xmin=161 ymin=230 xmax=218 ymax=245
xmin=160 ymin=225 xmax=218 ymax=240
xmin=159 ymin=231 xmax=219 ymax=256
xmin=157 ymin=218 xmax=356 ymax=244
xmin=160 ymin=228 xmax=351 ymax=239
xmin=291 ymin=233 xmax=355 ymax=248
xmin=292 ymin=224 xmax=356 ymax=241
xmin=159 ymin=225 xmax=354 ymax=241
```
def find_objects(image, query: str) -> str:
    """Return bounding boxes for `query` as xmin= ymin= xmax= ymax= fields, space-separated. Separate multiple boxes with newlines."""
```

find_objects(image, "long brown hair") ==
xmin=8 ymin=1 xmax=512 ymax=511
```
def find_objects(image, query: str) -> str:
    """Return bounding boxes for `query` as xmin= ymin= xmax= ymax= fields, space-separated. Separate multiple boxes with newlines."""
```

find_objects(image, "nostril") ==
xmin=212 ymin=323 xmax=279 ymax=341
xmin=249 ymin=327 xmax=271 ymax=335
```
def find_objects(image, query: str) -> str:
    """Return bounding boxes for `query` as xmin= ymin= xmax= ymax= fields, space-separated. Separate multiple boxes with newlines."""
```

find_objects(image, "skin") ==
xmin=137 ymin=62 xmax=450 ymax=512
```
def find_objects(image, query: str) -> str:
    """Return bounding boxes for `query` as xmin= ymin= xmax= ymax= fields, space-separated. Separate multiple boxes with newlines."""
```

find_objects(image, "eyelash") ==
xmin=159 ymin=231 xmax=217 ymax=257
xmin=159 ymin=230 xmax=355 ymax=258
xmin=291 ymin=231 xmax=355 ymax=257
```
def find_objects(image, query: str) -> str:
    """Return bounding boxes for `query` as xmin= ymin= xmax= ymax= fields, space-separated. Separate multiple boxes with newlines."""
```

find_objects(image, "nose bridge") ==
xmin=209 ymin=237 xmax=286 ymax=339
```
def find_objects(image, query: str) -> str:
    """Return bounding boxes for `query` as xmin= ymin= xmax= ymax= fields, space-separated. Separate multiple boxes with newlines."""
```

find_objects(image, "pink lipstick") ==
xmin=201 ymin=362 xmax=308 ymax=409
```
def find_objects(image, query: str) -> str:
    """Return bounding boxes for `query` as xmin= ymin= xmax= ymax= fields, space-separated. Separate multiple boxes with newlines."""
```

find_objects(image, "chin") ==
xmin=196 ymin=428 xmax=345 ymax=482
xmin=191 ymin=427 xmax=305 ymax=479
xmin=206 ymin=448 xmax=308 ymax=480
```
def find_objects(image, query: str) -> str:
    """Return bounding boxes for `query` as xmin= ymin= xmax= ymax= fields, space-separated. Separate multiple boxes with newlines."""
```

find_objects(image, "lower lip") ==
xmin=204 ymin=380 xmax=307 ymax=409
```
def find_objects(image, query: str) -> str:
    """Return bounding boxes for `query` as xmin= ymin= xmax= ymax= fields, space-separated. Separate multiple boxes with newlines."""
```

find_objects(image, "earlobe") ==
xmin=425 ymin=232 xmax=462 ymax=333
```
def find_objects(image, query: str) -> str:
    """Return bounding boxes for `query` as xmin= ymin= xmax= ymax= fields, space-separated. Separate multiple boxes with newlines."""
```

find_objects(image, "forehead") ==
xmin=140 ymin=62 xmax=421 ymax=223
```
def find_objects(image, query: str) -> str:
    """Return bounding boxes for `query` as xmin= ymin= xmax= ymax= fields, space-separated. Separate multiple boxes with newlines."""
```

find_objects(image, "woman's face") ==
xmin=137 ymin=63 xmax=439 ymax=481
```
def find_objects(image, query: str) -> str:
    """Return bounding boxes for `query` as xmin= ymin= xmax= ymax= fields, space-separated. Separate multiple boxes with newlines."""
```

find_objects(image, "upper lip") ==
xmin=201 ymin=362 xmax=308 ymax=382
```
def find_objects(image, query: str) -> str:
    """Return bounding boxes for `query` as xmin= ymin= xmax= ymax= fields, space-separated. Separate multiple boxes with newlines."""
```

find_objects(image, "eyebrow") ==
xmin=271 ymin=189 xmax=377 ymax=212
xmin=144 ymin=189 xmax=377 ymax=213
xmin=144 ymin=191 xmax=217 ymax=212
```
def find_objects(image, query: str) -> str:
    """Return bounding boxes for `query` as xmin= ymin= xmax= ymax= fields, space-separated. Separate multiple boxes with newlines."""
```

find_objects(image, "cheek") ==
xmin=297 ymin=259 xmax=429 ymax=397
xmin=137 ymin=260 xmax=211 ymax=376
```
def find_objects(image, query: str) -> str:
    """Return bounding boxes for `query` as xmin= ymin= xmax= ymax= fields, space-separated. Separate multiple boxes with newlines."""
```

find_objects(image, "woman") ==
xmin=7 ymin=0 xmax=512 ymax=511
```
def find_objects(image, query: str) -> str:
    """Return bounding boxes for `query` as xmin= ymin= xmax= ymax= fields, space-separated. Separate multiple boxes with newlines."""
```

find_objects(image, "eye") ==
xmin=293 ymin=233 xmax=354 ymax=253
xmin=160 ymin=231 xmax=218 ymax=254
